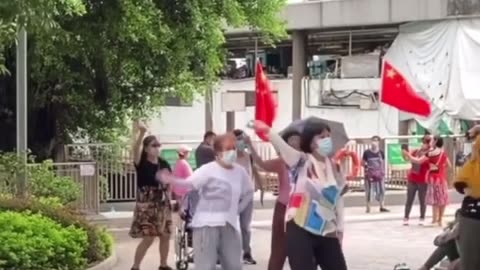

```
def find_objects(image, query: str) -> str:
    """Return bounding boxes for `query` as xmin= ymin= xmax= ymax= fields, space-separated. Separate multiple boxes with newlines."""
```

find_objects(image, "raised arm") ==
xmin=160 ymin=165 xmax=210 ymax=191
xmin=132 ymin=121 xmax=147 ymax=165
xmin=252 ymin=120 xmax=302 ymax=167
xmin=408 ymin=154 xmax=429 ymax=164
xmin=245 ymin=135 xmax=277 ymax=172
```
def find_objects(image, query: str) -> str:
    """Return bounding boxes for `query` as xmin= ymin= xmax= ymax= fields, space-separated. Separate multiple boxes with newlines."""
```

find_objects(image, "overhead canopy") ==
xmin=384 ymin=18 xmax=480 ymax=129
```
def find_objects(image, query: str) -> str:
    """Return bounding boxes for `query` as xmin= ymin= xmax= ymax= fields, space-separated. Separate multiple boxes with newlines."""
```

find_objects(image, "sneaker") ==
xmin=380 ymin=207 xmax=390 ymax=212
xmin=419 ymin=219 xmax=425 ymax=226
xmin=243 ymin=253 xmax=257 ymax=265
xmin=159 ymin=266 xmax=173 ymax=270
xmin=403 ymin=218 xmax=409 ymax=226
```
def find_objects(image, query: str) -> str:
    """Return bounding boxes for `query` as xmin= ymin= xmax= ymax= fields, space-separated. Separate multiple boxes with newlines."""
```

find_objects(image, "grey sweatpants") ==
xmin=192 ymin=224 xmax=242 ymax=270
xmin=239 ymin=200 xmax=253 ymax=254
xmin=458 ymin=215 xmax=480 ymax=270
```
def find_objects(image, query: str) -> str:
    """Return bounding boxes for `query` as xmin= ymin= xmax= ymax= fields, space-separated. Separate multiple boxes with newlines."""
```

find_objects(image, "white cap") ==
xmin=177 ymin=144 xmax=192 ymax=154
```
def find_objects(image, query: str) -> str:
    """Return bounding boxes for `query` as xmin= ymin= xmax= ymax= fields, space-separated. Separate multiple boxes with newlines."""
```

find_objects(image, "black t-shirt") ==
xmin=135 ymin=157 xmax=172 ymax=188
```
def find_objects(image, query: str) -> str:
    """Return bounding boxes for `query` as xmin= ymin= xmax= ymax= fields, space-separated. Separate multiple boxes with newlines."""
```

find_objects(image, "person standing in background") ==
xmin=362 ymin=135 xmax=389 ymax=213
xmin=246 ymin=130 xmax=302 ymax=270
xmin=233 ymin=129 xmax=260 ymax=265
xmin=407 ymin=136 xmax=450 ymax=226
xmin=172 ymin=145 xmax=193 ymax=201
xmin=402 ymin=134 xmax=432 ymax=226
xmin=194 ymin=131 xmax=216 ymax=168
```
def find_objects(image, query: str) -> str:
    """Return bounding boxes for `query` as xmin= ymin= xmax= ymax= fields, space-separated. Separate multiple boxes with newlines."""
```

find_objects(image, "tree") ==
xmin=0 ymin=0 xmax=286 ymax=160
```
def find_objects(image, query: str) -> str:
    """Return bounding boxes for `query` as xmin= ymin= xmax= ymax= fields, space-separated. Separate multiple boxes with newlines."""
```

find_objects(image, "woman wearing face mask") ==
xmin=232 ymin=129 xmax=262 ymax=265
xmin=362 ymin=135 xmax=388 ymax=213
xmin=253 ymin=119 xmax=348 ymax=270
xmin=245 ymin=130 xmax=301 ymax=270
xmin=129 ymin=121 xmax=173 ymax=270
xmin=160 ymin=133 xmax=254 ymax=270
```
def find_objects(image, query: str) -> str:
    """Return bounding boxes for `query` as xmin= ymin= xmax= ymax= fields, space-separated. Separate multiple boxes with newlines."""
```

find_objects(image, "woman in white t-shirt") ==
xmin=160 ymin=133 xmax=254 ymax=270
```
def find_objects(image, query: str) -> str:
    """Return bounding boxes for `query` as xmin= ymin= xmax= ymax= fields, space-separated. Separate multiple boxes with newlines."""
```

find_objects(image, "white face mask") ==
xmin=464 ymin=143 xmax=472 ymax=156
xmin=221 ymin=150 xmax=237 ymax=165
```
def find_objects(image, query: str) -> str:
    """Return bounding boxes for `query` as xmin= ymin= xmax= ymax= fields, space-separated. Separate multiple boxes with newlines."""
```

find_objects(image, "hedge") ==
xmin=0 ymin=197 xmax=113 ymax=265
xmin=0 ymin=211 xmax=88 ymax=270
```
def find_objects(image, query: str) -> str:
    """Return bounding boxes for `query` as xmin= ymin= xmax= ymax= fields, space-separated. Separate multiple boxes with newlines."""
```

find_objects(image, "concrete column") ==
xmin=291 ymin=30 xmax=308 ymax=120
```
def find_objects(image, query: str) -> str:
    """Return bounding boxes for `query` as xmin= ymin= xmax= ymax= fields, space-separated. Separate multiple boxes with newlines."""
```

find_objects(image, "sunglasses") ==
xmin=150 ymin=143 xmax=161 ymax=148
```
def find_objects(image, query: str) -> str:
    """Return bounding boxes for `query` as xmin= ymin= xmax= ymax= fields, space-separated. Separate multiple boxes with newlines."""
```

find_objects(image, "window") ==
xmin=165 ymin=95 xmax=192 ymax=107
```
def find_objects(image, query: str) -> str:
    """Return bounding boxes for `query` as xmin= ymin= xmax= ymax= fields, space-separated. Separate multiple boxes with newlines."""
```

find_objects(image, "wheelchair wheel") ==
xmin=174 ymin=226 xmax=187 ymax=261
xmin=176 ymin=260 xmax=188 ymax=270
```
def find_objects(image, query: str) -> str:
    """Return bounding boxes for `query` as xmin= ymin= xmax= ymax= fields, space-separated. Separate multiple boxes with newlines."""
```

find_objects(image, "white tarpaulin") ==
xmin=384 ymin=19 xmax=480 ymax=129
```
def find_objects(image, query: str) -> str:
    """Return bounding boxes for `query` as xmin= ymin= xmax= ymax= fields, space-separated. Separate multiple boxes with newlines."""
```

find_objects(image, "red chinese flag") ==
xmin=381 ymin=61 xmax=431 ymax=117
xmin=255 ymin=61 xmax=277 ymax=141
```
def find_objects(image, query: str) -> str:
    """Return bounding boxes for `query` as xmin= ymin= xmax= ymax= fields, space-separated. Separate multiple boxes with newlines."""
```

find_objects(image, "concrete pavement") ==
xmin=108 ymin=204 xmax=460 ymax=270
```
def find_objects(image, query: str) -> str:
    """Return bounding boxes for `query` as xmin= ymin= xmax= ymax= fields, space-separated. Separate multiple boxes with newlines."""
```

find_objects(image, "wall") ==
xmin=150 ymin=78 xmax=399 ymax=142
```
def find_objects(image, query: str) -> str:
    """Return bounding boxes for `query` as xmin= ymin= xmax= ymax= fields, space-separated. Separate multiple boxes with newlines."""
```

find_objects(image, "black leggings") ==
xmin=286 ymin=221 xmax=347 ymax=270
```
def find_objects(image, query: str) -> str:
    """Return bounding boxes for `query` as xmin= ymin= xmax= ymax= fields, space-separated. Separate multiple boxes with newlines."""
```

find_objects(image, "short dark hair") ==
xmin=435 ymin=136 xmax=444 ymax=148
xmin=300 ymin=119 xmax=330 ymax=153
xmin=371 ymin=135 xmax=381 ymax=141
xmin=233 ymin=129 xmax=244 ymax=138
xmin=203 ymin=131 xmax=216 ymax=141
xmin=282 ymin=130 xmax=301 ymax=142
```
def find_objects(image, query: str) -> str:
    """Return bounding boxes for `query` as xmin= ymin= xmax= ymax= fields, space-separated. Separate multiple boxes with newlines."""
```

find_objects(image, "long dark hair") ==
xmin=140 ymin=135 xmax=157 ymax=163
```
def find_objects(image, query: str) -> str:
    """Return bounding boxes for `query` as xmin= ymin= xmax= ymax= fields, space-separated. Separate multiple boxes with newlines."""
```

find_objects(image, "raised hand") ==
xmin=134 ymin=120 xmax=148 ymax=133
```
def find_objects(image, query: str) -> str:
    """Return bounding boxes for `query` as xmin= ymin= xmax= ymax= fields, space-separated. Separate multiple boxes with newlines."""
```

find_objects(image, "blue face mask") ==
xmin=316 ymin=137 xmax=333 ymax=157
xmin=221 ymin=150 xmax=237 ymax=165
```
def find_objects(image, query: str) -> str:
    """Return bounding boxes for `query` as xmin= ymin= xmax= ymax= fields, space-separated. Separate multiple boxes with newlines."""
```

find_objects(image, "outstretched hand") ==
xmin=156 ymin=170 xmax=173 ymax=185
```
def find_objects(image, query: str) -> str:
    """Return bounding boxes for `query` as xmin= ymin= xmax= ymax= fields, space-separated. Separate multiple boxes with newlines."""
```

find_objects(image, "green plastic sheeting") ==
xmin=387 ymin=143 xmax=421 ymax=165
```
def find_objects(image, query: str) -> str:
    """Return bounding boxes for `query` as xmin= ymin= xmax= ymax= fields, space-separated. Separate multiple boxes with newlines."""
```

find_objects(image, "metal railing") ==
xmin=64 ymin=135 xmax=465 ymax=201
xmin=52 ymin=162 xmax=100 ymax=214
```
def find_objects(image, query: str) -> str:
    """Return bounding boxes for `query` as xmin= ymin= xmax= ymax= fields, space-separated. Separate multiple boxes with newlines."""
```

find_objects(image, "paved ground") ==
xmin=109 ymin=204 xmax=460 ymax=270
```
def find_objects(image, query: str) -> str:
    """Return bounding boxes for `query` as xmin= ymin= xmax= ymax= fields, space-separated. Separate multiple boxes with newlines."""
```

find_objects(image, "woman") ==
xmin=254 ymin=119 xmax=348 ymax=270
xmin=402 ymin=135 xmax=431 ymax=226
xmin=407 ymin=136 xmax=450 ymax=226
xmin=454 ymin=133 xmax=480 ymax=270
xmin=172 ymin=144 xmax=193 ymax=201
xmin=129 ymin=121 xmax=173 ymax=270
xmin=161 ymin=133 xmax=254 ymax=270
xmin=245 ymin=130 xmax=301 ymax=270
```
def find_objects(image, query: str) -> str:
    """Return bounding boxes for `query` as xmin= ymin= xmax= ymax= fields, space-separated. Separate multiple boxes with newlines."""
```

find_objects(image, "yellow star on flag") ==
xmin=386 ymin=69 xmax=396 ymax=79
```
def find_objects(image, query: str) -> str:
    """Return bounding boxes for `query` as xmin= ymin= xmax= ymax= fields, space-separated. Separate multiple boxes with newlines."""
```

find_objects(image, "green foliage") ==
xmin=0 ymin=152 xmax=81 ymax=205
xmin=0 ymin=197 xmax=114 ymax=264
xmin=0 ymin=0 xmax=287 ymax=157
xmin=0 ymin=211 xmax=88 ymax=270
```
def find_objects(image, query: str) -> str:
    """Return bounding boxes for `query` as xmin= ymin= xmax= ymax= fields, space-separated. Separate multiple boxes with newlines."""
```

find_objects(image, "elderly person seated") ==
xmin=453 ymin=126 xmax=480 ymax=270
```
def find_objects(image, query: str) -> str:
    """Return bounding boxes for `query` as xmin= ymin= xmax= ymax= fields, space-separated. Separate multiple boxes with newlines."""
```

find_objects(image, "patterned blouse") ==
xmin=269 ymin=130 xmax=346 ymax=236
